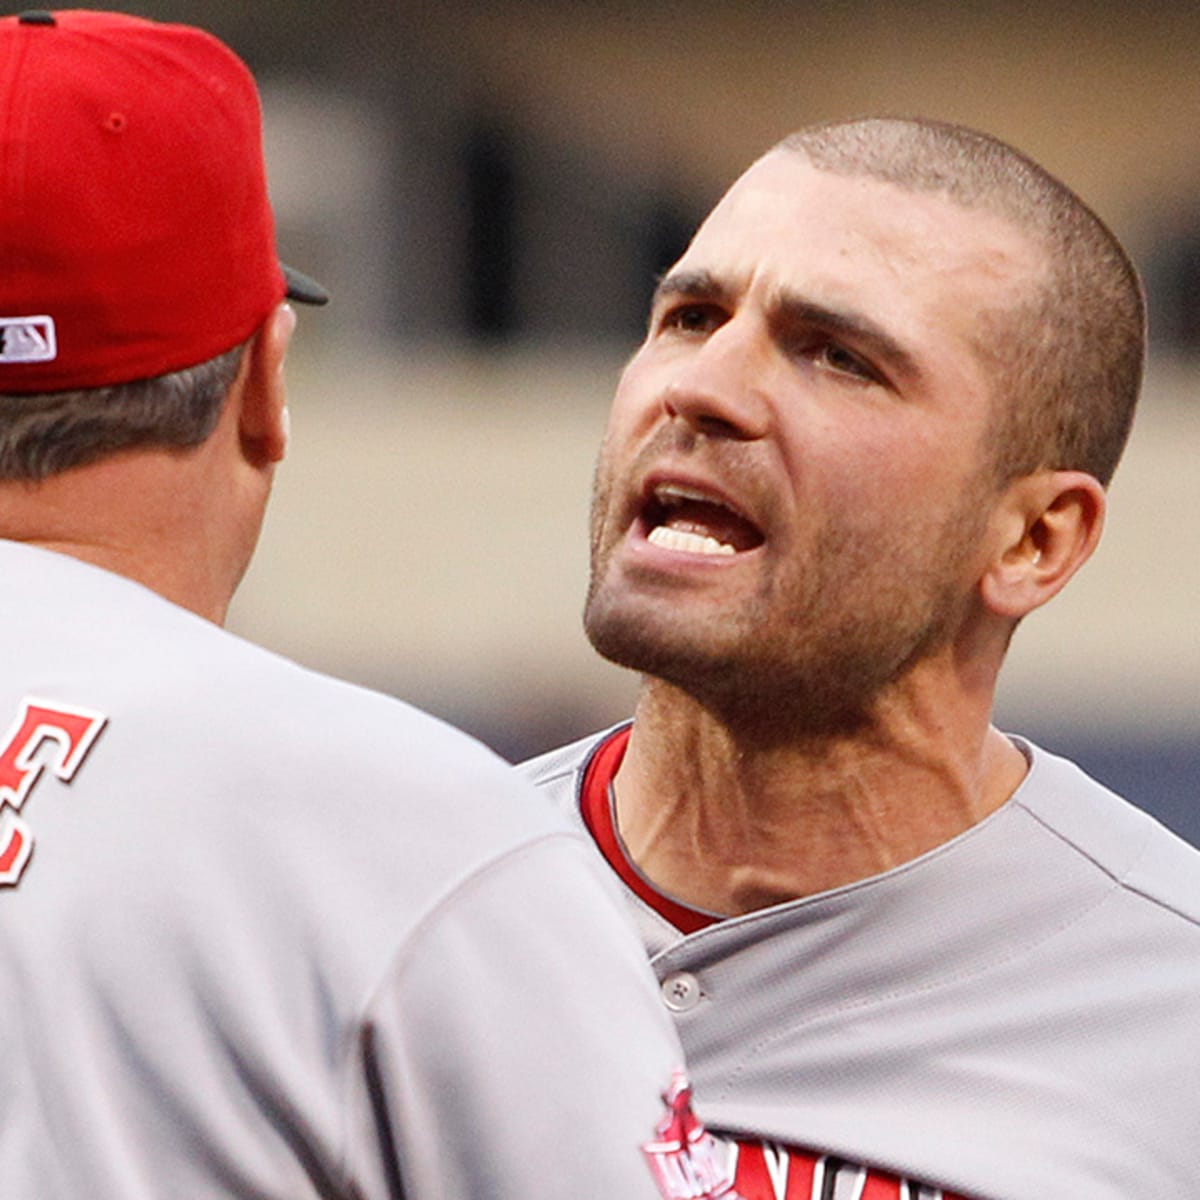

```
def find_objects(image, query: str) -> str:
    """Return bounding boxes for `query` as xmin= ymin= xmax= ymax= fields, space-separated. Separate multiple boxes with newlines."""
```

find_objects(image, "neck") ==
xmin=0 ymin=428 xmax=262 ymax=626
xmin=614 ymin=660 xmax=1026 ymax=916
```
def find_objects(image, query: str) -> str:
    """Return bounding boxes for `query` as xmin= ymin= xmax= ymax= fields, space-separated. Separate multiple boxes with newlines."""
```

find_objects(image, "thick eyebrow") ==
xmin=650 ymin=268 xmax=923 ymax=385
xmin=773 ymin=293 xmax=923 ymax=385
xmin=650 ymin=269 xmax=734 ymax=313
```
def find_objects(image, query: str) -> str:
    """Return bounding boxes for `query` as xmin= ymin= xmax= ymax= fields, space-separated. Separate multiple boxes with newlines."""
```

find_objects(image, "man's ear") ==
xmin=237 ymin=303 xmax=297 ymax=467
xmin=979 ymin=470 xmax=1106 ymax=620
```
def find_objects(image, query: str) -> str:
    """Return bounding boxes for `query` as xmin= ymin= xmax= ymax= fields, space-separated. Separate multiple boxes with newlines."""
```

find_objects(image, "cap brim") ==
xmin=282 ymin=262 xmax=329 ymax=306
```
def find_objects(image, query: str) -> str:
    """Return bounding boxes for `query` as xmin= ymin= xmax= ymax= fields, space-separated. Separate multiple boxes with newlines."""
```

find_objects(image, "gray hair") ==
xmin=0 ymin=343 xmax=247 ymax=482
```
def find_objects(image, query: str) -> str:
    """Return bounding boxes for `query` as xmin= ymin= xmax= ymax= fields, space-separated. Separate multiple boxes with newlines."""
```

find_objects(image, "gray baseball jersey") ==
xmin=519 ymin=722 xmax=1200 ymax=1200
xmin=0 ymin=541 xmax=688 ymax=1200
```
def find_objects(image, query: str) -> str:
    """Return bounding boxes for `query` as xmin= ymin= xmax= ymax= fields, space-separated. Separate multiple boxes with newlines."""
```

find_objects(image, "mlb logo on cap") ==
xmin=0 ymin=318 xmax=57 ymax=365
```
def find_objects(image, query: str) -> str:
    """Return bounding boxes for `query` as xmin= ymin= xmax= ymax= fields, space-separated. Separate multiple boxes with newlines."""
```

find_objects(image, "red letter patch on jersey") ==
xmin=723 ymin=1139 xmax=961 ymax=1200
xmin=0 ymin=698 xmax=107 ymax=887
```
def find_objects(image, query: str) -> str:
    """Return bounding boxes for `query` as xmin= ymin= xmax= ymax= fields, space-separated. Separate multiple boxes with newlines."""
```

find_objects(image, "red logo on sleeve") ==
xmin=0 ymin=698 xmax=107 ymax=887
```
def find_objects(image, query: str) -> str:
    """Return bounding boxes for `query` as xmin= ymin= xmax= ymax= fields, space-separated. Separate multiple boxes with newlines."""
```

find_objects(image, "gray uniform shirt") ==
xmin=520 ymin=723 xmax=1200 ymax=1200
xmin=1 ymin=543 xmax=684 ymax=1200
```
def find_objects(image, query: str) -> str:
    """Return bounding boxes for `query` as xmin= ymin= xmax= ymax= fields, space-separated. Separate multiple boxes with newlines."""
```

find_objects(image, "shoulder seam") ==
xmin=1015 ymin=797 xmax=1200 ymax=930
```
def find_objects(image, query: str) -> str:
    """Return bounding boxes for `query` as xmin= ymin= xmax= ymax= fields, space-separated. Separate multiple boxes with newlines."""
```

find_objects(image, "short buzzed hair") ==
xmin=778 ymin=118 xmax=1145 ymax=487
xmin=0 ymin=343 xmax=246 ymax=482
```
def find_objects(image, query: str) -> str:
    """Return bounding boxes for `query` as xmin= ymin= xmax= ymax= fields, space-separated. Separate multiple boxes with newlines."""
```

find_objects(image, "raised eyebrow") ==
xmin=774 ymin=293 xmax=922 ymax=382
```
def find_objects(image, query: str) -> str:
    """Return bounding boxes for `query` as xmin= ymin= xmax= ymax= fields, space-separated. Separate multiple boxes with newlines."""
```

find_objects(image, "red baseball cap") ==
xmin=0 ymin=9 xmax=328 ymax=394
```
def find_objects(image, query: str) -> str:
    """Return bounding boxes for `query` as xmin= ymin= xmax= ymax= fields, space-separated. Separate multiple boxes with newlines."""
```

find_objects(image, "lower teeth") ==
xmin=648 ymin=526 xmax=736 ymax=556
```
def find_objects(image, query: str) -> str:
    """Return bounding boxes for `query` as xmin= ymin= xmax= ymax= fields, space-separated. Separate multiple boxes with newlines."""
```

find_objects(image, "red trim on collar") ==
xmin=579 ymin=727 xmax=719 ymax=934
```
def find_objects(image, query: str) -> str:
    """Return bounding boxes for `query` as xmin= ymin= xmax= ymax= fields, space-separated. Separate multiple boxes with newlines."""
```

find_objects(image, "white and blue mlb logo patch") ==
xmin=0 ymin=316 xmax=57 ymax=363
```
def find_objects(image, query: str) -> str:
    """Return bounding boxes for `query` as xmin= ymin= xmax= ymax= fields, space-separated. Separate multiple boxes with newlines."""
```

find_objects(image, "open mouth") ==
xmin=642 ymin=482 xmax=765 ymax=557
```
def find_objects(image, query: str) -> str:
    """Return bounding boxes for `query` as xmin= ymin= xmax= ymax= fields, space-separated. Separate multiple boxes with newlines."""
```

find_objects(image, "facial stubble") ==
xmin=583 ymin=450 xmax=991 ymax=740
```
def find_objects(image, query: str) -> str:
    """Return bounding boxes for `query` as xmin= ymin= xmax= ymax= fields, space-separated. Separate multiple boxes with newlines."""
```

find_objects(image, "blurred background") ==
xmin=39 ymin=2 xmax=1200 ymax=834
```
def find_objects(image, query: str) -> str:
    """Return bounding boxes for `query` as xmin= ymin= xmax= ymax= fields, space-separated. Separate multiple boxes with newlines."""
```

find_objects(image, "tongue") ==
xmin=662 ymin=500 xmax=762 ymax=552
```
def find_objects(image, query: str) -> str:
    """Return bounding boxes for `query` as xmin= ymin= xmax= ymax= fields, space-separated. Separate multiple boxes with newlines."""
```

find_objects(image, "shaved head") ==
xmin=778 ymin=117 xmax=1145 ymax=487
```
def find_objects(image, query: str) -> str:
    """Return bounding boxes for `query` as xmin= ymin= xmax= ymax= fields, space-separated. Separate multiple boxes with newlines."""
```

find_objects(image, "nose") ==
xmin=660 ymin=320 xmax=771 ymax=440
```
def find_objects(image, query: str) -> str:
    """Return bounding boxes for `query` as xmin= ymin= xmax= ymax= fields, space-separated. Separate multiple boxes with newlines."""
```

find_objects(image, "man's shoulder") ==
xmin=0 ymin=539 xmax=540 ymax=825
xmin=185 ymin=620 xmax=543 ymax=832
xmin=518 ymin=728 xmax=609 ymax=785
xmin=517 ymin=722 xmax=628 ymax=803
xmin=1015 ymin=736 xmax=1200 ymax=929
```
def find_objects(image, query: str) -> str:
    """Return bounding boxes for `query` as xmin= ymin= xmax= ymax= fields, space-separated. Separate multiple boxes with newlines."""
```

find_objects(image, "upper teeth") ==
xmin=654 ymin=483 xmax=727 ymax=509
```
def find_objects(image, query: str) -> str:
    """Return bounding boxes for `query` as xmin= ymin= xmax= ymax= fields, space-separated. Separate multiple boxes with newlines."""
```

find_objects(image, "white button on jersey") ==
xmin=660 ymin=971 xmax=702 ymax=1012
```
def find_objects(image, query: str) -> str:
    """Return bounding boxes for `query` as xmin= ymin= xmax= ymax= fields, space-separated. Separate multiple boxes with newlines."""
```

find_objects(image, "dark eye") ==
xmin=659 ymin=303 xmax=726 ymax=337
xmin=816 ymin=343 xmax=873 ymax=379
xmin=811 ymin=339 xmax=880 ymax=384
